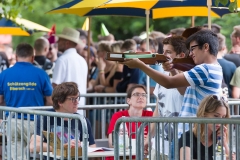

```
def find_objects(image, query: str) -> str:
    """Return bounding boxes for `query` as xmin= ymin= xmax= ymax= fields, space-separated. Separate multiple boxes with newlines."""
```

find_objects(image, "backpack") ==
xmin=0 ymin=55 xmax=9 ymax=73
xmin=33 ymin=59 xmax=54 ymax=80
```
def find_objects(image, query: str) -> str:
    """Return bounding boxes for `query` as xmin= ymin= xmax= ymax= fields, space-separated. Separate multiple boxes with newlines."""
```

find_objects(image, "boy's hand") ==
xmin=121 ymin=58 xmax=144 ymax=68
xmin=64 ymin=139 xmax=81 ymax=148
xmin=162 ymin=56 xmax=174 ymax=72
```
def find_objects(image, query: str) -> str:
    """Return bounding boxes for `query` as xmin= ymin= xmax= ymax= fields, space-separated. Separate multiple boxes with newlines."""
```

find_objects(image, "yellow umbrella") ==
xmin=0 ymin=17 xmax=51 ymax=36
xmin=49 ymin=0 xmax=233 ymax=50
xmin=48 ymin=0 xmax=235 ymax=102
xmin=48 ymin=0 xmax=109 ymax=16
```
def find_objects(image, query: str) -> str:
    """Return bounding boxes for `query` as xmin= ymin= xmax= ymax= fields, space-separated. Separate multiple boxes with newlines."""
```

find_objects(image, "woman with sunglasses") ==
xmin=179 ymin=95 xmax=235 ymax=160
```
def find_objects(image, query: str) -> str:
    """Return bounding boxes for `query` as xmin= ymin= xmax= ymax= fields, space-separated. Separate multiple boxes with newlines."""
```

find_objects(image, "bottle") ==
xmin=215 ymin=137 xmax=226 ymax=160
xmin=119 ymin=121 xmax=129 ymax=152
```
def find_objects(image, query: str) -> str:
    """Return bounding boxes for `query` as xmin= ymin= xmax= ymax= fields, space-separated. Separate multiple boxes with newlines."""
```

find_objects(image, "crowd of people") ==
xmin=0 ymin=23 xmax=238 ymax=159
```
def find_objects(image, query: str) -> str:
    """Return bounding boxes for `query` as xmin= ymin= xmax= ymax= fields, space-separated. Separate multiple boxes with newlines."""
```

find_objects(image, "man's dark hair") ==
xmin=52 ymin=82 xmax=79 ymax=110
xmin=16 ymin=43 xmax=34 ymax=58
xmin=121 ymin=39 xmax=136 ymax=51
xmin=163 ymin=36 xmax=189 ymax=56
xmin=186 ymin=29 xmax=219 ymax=56
xmin=182 ymin=26 xmax=203 ymax=39
xmin=126 ymin=84 xmax=146 ymax=99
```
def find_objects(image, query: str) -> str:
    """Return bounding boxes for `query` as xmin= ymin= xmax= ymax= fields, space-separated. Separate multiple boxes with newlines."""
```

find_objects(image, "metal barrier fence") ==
xmin=113 ymin=117 xmax=240 ymax=160
xmin=82 ymin=94 xmax=239 ymax=140
xmin=0 ymin=107 xmax=88 ymax=160
xmin=4 ymin=97 xmax=240 ymax=140
xmin=19 ymin=103 xmax=156 ymax=139
xmin=0 ymin=99 xmax=239 ymax=159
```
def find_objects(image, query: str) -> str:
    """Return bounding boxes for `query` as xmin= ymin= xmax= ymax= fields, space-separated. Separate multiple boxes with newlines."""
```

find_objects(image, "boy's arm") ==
xmin=130 ymin=59 xmax=190 ymax=89
xmin=169 ymin=68 xmax=187 ymax=95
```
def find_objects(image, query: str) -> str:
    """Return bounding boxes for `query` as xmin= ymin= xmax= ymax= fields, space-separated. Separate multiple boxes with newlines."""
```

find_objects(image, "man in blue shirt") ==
xmin=0 ymin=43 xmax=53 ymax=160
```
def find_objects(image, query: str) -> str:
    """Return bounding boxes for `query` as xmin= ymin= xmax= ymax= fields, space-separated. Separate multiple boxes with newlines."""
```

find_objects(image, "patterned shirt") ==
xmin=178 ymin=63 xmax=223 ymax=137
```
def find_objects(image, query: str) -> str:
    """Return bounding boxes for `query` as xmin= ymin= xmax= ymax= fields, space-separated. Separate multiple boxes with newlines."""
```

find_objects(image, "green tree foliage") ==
xmin=0 ymin=0 xmax=32 ymax=19
xmin=218 ymin=0 xmax=238 ymax=12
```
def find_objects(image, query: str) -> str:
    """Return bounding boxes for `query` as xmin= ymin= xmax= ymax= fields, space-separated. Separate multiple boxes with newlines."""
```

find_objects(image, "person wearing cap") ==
xmin=52 ymin=27 xmax=88 ymax=115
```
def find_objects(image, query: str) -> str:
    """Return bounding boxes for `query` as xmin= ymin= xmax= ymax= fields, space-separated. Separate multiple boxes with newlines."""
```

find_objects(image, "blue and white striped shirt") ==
xmin=178 ymin=63 xmax=223 ymax=137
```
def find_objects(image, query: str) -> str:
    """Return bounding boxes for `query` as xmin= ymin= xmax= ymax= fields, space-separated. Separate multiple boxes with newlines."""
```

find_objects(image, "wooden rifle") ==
xmin=106 ymin=52 xmax=196 ymax=71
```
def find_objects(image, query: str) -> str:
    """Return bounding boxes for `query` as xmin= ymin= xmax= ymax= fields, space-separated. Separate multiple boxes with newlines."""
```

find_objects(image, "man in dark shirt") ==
xmin=217 ymin=33 xmax=236 ymax=98
xmin=33 ymin=37 xmax=54 ymax=80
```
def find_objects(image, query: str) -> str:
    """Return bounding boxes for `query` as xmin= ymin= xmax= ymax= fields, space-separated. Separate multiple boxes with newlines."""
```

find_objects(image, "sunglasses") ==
xmin=211 ymin=95 xmax=228 ymax=103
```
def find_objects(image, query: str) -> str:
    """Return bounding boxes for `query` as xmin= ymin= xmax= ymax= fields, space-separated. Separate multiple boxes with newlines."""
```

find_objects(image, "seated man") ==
xmin=29 ymin=82 xmax=96 ymax=154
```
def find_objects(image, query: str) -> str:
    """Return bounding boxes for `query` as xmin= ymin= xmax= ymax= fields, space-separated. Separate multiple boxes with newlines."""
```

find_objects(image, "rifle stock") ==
xmin=106 ymin=52 xmax=196 ymax=71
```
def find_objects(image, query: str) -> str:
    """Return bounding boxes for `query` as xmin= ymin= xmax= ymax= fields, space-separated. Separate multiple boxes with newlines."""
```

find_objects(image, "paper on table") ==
xmin=88 ymin=147 xmax=114 ymax=153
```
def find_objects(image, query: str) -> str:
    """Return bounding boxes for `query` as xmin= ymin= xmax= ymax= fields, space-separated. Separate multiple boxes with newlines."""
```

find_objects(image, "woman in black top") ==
xmin=94 ymin=41 xmax=123 ymax=93
xmin=179 ymin=95 xmax=233 ymax=160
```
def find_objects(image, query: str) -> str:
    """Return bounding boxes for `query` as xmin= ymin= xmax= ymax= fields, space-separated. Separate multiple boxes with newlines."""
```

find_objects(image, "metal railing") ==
xmin=0 ymin=107 xmax=89 ymax=160
xmin=113 ymin=117 xmax=240 ymax=160
xmin=14 ymin=103 xmax=156 ymax=139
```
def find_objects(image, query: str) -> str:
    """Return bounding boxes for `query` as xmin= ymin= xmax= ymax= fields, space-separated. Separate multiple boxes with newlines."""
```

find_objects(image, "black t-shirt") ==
xmin=34 ymin=56 xmax=53 ymax=70
xmin=224 ymin=53 xmax=240 ymax=67
xmin=116 ymin=65 xmax=141 ymax=92
xmin=105 ymin=71 xmax=122 ymax=87
xmin=217 ymin=58 xmax=237 ymax=97
xmin=36 ymin=109 xmax=95 ymax=145
xmin=178 ymin=130 xmax=213 ymax=160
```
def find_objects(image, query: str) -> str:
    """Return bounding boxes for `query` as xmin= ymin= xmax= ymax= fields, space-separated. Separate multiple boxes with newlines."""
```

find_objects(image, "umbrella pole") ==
xmin=146 ymin=10 xmax=150 ymax=51
xmin=207 ymin=0 xmax=212 ymax=29
xmin=145 ymin=9 xmax=150 ymax=104
xmin=191 ymin=16 xmax=195 ymax=27
xmin=87 ymin=17 xmax=91 ymax=87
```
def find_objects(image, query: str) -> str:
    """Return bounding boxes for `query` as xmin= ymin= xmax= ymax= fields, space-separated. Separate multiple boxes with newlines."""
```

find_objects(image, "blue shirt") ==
xmin=0 ymin=62 xmax=52 ymax=119
xmin=178 ymin=63 xmax=223 ymax=137
xmin=0 ymin=62 xmax=52 ymax=107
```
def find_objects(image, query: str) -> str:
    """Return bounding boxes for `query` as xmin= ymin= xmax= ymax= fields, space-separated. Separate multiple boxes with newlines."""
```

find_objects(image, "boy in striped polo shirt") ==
xmin=122 ymin=29 xmax=223 ymax=136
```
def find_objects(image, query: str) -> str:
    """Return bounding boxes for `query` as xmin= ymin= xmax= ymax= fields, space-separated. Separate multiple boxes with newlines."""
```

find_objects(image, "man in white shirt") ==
xmin=52 ymin=27 xmax=88 ymax=115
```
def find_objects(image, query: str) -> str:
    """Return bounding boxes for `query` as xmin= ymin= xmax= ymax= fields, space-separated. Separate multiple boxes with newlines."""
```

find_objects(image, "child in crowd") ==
xmin=146 ymin=36 xmax=188 ymax=160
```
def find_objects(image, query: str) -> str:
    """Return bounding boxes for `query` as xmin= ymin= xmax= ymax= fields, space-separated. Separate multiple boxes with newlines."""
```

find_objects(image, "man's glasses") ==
xmin=66 ymin=96 xmax=80 ymax=103
xmin=132 ymin=93 xmax=147 ymax=98
xmin=190 ymin=44 xmax=200 ymax=53
xmin=211 ymin=95 xmax=228 ymax=103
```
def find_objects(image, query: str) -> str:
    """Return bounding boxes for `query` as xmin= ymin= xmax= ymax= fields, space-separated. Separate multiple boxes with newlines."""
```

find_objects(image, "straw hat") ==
xmin=57 ymin=27 xmax=80 ymax=44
